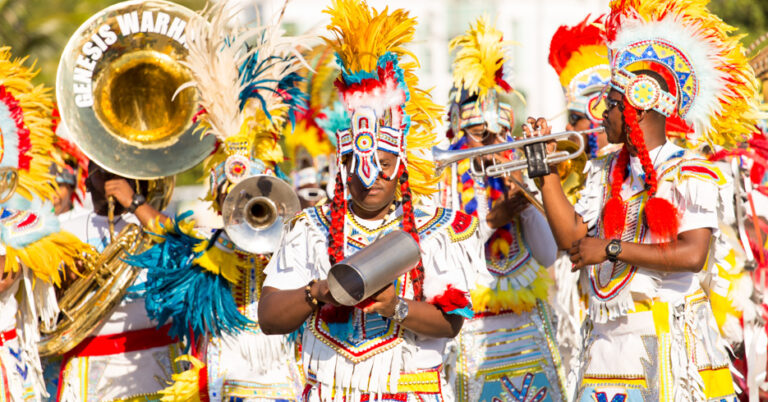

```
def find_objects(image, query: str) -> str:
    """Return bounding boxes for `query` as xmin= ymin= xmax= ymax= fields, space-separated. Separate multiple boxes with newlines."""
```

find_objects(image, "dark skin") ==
xmin=86 ymin=164 xmax=165 ymax=227
xmin=566 ymin=111 xmax=609 ymax=152
xmin=464 ymin=124 xmax=531 ymax=229
xmin=0 ymin=257 xmax=18 ymax=293
xmin=532 ymin=88 xmax=712 ymax=273
xmin=258 ymin=150 xmax=464 ymax=337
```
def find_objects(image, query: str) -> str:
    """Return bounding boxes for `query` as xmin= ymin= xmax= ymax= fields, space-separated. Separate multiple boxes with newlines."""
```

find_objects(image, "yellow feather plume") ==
xmin=323 ymin=0 xmax=417 ymax=73
xmin=449 ymin=16 xmax=514 ymax=104
xmin=159 ymin=355 xmax=207 ymax=402
xmin=0 ymin=48 xmax=58 ymax=203
xmin=5 ymin=230 xmax=94 ymax=286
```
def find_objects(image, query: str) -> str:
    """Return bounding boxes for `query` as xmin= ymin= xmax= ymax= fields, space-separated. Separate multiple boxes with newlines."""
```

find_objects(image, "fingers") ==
xmin=522 ymin=117 xmax=549 ymax=138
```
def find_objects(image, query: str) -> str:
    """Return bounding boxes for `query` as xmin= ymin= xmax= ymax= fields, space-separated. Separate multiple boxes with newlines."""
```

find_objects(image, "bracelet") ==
xmin=305 ymin=279 xmax=319 ymax=309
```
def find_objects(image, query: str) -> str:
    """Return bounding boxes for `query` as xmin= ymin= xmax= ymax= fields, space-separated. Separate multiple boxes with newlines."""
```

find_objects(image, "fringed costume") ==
xmin=572 ymin=0 xmax=761 ymax=400
xmin=264 ymin=1 xmax=485 ymax=400
xmin=546 ymin=16 xmax=612 ymax=390
xmin=0 ymin=47 xmax=92 ymax=401
xmin=125 ymin=3 xmax=308 ymax=401
xmin=443 ymin=17 xmax=565 ymax=402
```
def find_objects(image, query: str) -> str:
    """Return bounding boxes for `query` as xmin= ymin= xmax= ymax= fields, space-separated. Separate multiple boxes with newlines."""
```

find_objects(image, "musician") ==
xmin=534 ymin=0 xmax=757 ymax=399
xmin=258 ymin=1 xmax=485 ymax=400
xmin=442 ymin=17 xmax=565 ymax=402
xmin=56 ymin=161 xmax=182 ymax=401
xmin=0 ymin=47 xmax=91 ymax=402
xmin=122 ymin=4 xmax=309 ymax=400
xmin=546 ymin=15 xmax=612 ymax=384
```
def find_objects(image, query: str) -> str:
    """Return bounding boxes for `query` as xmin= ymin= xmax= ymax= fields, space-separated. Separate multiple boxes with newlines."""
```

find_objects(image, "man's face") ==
xmin=464 ymin=123 xmax=508 ymax=164
xmin=602 ymin=89 xmax=626 ymax=144
xmin=53 ymin=184 xmax=74 ymax=215
xmin=346 ymin=150 xmax=399 ymax=213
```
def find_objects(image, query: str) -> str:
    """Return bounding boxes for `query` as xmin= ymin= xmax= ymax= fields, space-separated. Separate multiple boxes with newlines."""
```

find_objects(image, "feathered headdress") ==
xmin=322 ymin=0 xmax=442 ymax=301
xmin=0 ymin=48 xmax=58 ymax=203
xmin=548 ymin=15 xmax=610 ymax=123
xmin=50 ymin=132 xmax=89 ymax=205
xmin=181 ymin=2 xmax=307 ymax=212
xmin=601 ymin=0 xmax=761 ymax=242
xmin=448 ymin=16 xmax=515 ymax=136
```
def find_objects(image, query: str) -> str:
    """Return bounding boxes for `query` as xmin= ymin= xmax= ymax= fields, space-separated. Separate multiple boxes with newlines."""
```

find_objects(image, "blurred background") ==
xmin=6 ymin=0 xmax=766 ymax=220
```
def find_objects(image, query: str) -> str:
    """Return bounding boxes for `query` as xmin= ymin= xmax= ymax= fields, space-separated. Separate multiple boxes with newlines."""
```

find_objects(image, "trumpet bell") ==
xmin=556 ymin=140 xmax=588 ymax=204
xmin=56 ymin=0 xmax=215 ymax=179
xmin=222 ymin=175 xmax=301 ymax=254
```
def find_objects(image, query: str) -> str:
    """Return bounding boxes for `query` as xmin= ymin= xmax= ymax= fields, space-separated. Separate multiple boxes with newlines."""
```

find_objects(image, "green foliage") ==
xmin=0 ymin=0 xmax=205 ymax=87
xmin=710 ymin=0 xmax=768 ymax=47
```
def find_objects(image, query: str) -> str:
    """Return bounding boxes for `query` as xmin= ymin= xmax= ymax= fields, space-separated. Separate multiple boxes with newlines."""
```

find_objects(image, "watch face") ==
xmin=608 ymin=242 xmax=620 ymax=255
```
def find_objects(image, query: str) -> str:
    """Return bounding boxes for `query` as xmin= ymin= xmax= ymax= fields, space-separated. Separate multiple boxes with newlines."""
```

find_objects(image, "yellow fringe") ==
xmin=159 ymin=355 xmax=207 ymax=402
xmin=4 ymin=230 xmax=94 ymax=286
xmin=470 ymin=265 xmax=552 ymax=315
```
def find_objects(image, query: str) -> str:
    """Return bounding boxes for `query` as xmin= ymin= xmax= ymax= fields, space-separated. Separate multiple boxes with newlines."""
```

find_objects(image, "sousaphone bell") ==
xmin=222 ymin=175 xmax=301 ymax=254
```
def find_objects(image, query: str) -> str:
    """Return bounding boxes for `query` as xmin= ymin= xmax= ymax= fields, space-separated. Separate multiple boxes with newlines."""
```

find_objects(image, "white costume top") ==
xmin=264 ymin=204 xmax=485 ymax=400
xmin=574 ymin=142 xmax=727 ymax=322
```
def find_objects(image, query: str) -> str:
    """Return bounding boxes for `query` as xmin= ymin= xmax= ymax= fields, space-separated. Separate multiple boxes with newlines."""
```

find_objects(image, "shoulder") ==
xmin=289 ymin=204 xmax=331 ymax=236
xmin=658 ymin=154 xmax=727 ymax=187
xmin=414 ymin=205 xmax=479 ymax=243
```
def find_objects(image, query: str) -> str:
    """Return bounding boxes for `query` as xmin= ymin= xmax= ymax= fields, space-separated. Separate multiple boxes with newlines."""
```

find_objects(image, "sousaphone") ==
xmin=40 ymin=0 xmax=215 ymax=356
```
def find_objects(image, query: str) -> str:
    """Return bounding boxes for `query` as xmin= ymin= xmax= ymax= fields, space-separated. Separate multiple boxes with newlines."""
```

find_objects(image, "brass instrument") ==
xmin=38 ymin=224 xmax=150 ymax=356
xmin=41 ymin=0 xmax=206 ymax=355
xmin=221 ymin=175 xmax=300 ymax=254
xmin=56 ymin=0 xmax=215 ymax=180
xmin=435 ymin=128 xmax=597 ymax=210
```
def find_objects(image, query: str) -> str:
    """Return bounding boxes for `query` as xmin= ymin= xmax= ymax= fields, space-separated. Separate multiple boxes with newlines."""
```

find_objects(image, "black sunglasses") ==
xmin=568 ymin=112 xmax=586 ymax=126
xmin=604 ymin=98 xmax=622 ymax=111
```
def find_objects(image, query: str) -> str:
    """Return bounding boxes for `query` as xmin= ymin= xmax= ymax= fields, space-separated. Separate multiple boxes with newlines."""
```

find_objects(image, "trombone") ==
xmin=434 ymin=127 xmax=603 ymax=211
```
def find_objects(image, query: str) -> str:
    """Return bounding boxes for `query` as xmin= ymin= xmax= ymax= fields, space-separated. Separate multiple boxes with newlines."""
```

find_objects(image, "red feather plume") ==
xmin=548 ymin=15 xmax=606 ymax=75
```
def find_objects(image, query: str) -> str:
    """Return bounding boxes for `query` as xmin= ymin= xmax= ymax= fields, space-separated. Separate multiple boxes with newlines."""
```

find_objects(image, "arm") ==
xmin=0 ymin=257 xmax=19 ymax=294
xmin=258 ymin=285 xmax=317 ymax=334
xmin=362 ymin=284 xmax=463 ymax=338
xmin=569 ymin=228 xmax=712 ymax=273
xmin=104 ymin=178 xmax=168 ymax=227
xmin=519 ymin=206 xmax=558 ymax=266
xmin=523 ymin=117 xmax=588 ymax=249
xmin=259 ymin=281 xmax=464 ymax=338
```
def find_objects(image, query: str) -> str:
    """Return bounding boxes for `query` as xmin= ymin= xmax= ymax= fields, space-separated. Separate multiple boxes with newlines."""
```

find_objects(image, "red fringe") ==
xmin=429 ymin=285 xmax=469 ymax=313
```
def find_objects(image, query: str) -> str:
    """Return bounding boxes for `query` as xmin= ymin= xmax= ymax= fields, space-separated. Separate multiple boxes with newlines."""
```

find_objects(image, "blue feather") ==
xmin=316 ymin=102 xmax=350 ymax=146
xmin=126 ymin=212 xmax=253 ymax=348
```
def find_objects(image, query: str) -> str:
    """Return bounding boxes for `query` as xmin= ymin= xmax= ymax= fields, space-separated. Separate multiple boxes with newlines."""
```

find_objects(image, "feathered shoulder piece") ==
xmin=181 ymin=2 xmax=307 ymax=208
xmin=449 ymin=15 xmax=513 ymax=104
xmin=0 ymin=47 xmax=58 ymax=203
xmin=606 ymin=0 xmax=760 ymax=149
xmin=548 ymin=15 xmax=610 ymax=121
xmin=323 ymin=0 xmax=441 ymax=200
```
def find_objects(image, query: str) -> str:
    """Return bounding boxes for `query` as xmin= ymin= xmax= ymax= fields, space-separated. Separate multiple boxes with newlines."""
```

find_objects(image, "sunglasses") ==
xmin=568 ymin=112 xmax=586 ymax=126
xmin=604 ymin=98 xmax=622 ymax=112
xmin=466 ymin=125 xmax=506 ymax=143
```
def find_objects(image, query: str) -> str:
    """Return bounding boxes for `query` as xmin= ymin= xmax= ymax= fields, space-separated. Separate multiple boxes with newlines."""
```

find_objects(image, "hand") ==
xmin=104 ymin=179 xmax=135 ymax=208
xmin=487 ymin=192 xmax=530 ymax=229
xmin=569 ymin=237 xmax=610 ymax=271
xmin=361 ymin=284 xmax=398 ymax=317
xmin=522 ymin=116 xmax=556 ymax=154
xmin=310 ymin=279 xmax=339 ymax=306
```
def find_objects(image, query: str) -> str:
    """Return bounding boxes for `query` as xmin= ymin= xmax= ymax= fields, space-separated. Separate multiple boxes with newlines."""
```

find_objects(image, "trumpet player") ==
xmin=533 ymin=0 xmax=756 ymax=399
xmin=546 ymin=15 xmax=612 ymax=385
xmin=258 ymin=1 xmax=486 ymax=400
xmin=442 ymin=17 xmax=565 ymax=402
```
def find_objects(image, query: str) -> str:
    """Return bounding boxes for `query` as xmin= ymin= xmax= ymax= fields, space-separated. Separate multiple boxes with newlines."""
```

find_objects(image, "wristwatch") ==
xmin=391 ymin=297 xmax=409 ymax=323
xmin=127 ymin=193 xmax=146 ymax=213
xmin=605 ymin=239 xmax=622 ymax=263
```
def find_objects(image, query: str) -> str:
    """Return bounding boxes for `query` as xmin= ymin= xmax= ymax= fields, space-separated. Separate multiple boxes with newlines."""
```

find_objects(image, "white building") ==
xmin=246 ymin=0 xmax=608 ymax=132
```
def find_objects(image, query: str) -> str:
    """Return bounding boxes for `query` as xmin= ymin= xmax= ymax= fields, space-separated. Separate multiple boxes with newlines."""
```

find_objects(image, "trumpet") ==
xmin=433 ymin=128 xmax=602 ymax=177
